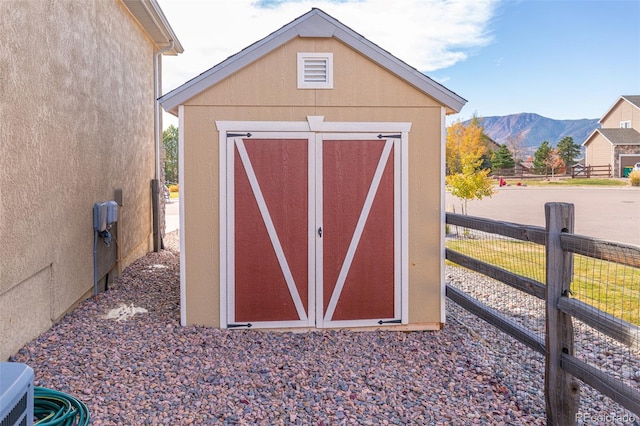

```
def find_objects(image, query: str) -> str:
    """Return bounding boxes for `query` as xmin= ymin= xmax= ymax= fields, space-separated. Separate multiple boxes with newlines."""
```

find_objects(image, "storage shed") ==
xmin=159 ymin=8 xmax=466 ymax=330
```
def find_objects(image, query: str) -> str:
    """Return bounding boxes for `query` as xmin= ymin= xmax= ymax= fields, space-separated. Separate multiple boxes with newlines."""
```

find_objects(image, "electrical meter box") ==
xmin=0 ymin=362 xmax=34 ymax=426
xmin=94 ymin=200 xmax=119 ymax=232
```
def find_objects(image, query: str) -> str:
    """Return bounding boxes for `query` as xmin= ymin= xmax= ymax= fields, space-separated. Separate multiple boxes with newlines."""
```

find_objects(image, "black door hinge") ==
xmin=378 ymin=319 xmax=402 ymax=325
xmin=228 ymin=323 xmax=253 ymax=328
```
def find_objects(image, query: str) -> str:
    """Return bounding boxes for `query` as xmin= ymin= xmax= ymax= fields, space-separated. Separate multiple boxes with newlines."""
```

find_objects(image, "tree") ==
xmin=546 ymin=150 xmax=565 ymax=177
xmin=163 ymin=125 xmax=179 ymax=184
xmin=533 ymin=141 xmax=564 ymax=176
xmin=446 ymin=153 xmax=495 ymax=215
xmin=556 ymin=136 xmax=581 ymax=172
xmin=446 ymin=115 xmax=488 ymax=175
xmin=491 ymin=144 xmax=515 ymax=170
xmin=446 ymin=115 xmax=495 ymax=213
xmin=505 ymin=131 xmax=526 ymax=163
xmin=533 ymin=141 xmax=553 ymax=174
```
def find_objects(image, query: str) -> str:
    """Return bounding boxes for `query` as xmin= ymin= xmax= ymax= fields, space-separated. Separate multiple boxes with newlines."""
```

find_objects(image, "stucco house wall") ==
xmin=0 ymin=0 xmax=182 ymax=361
xmin=161 ymin=9 xmax=465 ymax=331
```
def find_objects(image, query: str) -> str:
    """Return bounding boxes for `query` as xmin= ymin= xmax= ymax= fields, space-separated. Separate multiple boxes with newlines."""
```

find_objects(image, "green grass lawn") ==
xmin=446 ymin=238 xmax=640 ymax=325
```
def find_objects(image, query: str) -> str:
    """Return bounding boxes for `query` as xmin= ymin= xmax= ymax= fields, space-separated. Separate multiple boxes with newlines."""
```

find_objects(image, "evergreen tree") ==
xmin=491 ymin=145 xmax=515 ymax=170
xmin=163 ymin=125 xmax=179 ymax=184
xmin=533 ymin=141 xmax=553 ymax=174
xmin=556 ymin=136 xmax=581 ymax=172
xmin=533 ymin=141 xmax=564 ymax=176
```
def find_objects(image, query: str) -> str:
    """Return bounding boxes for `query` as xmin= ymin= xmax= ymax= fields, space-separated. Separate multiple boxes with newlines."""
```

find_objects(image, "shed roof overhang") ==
xmin=159 ymin=8 xmax=466 ymax=116
xmin=122 ymin=0 xmax=184 ymax=55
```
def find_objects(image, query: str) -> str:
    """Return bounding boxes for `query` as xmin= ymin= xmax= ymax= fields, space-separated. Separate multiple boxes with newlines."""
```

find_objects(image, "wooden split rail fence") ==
xmin=445 ymin=202 xmax=639 ymax=425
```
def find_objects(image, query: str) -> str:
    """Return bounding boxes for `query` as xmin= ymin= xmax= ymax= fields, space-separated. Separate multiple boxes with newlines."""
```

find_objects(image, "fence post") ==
xmin=545 ymin=203 xmax=580 ymax=425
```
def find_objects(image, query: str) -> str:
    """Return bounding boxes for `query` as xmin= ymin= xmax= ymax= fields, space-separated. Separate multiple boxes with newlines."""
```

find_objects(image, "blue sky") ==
xmin=157 ymin=0 xmax=640 ymax=127
xmin=433 ymin=0 xmax=640 ymax=121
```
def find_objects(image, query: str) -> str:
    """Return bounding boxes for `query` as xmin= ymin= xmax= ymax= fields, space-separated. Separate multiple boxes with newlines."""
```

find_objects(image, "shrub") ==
xmin=169 ymin=184 xmax=179 ymax=193
xmin=629 ymin=170 xmax=640 ymax=187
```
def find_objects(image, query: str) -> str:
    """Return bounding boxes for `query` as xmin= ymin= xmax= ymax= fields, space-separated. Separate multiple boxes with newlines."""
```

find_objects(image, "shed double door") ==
xmin=226 ymin=132 xmax=402 ymax=329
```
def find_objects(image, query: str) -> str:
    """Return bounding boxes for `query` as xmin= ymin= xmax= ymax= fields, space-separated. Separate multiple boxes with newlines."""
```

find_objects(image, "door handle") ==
xmin=318 ymin=227 xmax=322 ymax=238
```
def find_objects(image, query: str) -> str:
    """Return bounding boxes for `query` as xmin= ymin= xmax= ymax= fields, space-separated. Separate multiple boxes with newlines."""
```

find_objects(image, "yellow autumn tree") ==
xmin=446 ymin=115 xmax=487 ymax=175
xmin=446 ymin=155 xmax=495 ymax=214
xmin=446 ymin=115 xmax=495 ymax=214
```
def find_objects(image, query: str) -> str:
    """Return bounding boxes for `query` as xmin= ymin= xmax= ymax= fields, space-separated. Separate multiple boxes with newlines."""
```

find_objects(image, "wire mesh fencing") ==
xmin=445 ymin=205 xmax=640 ymax=422
xmin=561 ymin=236 xmax=640 ymax=416
xmin=445 ymin=225 xmax=546 ymax=343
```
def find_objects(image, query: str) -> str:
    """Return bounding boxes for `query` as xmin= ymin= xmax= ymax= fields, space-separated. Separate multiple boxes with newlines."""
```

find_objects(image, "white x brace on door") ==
xmin=218 ymin=118 xmax=410 ymax=329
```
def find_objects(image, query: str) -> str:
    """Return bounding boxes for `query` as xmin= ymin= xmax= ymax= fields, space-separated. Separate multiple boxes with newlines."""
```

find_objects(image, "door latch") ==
xmin=318 ymin=227 xmax=322 ymax=238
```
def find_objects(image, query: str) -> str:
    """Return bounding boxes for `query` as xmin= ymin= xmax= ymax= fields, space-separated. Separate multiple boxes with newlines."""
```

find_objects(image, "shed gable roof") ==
xmin=159 ymin=8 xmax=466 ymax=115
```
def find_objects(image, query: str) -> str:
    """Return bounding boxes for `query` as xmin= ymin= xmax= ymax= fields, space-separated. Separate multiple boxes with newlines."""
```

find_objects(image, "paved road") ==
xmin=165 ymin=198 xmax=179 ymax=233
xmin=446 ymin=186 xmax=640 ymax=246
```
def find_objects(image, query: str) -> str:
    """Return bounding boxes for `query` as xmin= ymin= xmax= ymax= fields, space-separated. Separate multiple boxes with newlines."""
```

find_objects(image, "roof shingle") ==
xmin=598 ymin=128 xmax=640 ymax=145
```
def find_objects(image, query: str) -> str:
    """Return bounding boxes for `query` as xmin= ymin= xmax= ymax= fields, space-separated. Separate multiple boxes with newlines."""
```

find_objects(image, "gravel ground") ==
xmin=10 ymin=231 xmax=638 ymax=425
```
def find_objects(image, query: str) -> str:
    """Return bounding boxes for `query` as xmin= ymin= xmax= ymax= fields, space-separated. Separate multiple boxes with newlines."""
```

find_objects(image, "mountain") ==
xmin=468 ymin=113 xmax=600 ymax=151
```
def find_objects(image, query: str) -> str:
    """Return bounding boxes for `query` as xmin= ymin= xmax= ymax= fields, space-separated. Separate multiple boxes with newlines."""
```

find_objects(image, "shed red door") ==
xmin=230 ymin=137 xmax=312 ymax=327
xmin=227 ymin=132 xmax=401 ymax=328
xmin=318 ymin=136 xmax=399 ymax=327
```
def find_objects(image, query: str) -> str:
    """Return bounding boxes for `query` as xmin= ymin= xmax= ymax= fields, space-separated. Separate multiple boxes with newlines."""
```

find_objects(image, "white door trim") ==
xmin=222 ymin=132 xmax=315 ymax=329
xmin=217 ymin=118 xmax=411 ymax=329
xmin=216 ymin=116 xmax=412 ymax=133
xmin=318 ymin=132 xmax=407 ymax=328
xmin=234 ymin=138 xmax=308 ymax=321
xmin=322 ymin=138 xmax=394 ymax=323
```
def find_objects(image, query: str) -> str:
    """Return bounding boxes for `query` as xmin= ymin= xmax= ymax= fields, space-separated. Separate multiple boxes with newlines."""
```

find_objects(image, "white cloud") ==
xmin=158 ymin=0 xmax=498 ymax=95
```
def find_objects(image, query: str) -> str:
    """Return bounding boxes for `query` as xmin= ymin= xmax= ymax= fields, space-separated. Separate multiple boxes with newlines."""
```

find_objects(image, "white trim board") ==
xmin=216 ymin=116 xmax=411 ymax=133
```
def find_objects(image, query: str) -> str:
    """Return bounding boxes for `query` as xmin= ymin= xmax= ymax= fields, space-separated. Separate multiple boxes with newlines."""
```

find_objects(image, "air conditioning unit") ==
xmin=0 ymin=363 xmax=34 ymax=426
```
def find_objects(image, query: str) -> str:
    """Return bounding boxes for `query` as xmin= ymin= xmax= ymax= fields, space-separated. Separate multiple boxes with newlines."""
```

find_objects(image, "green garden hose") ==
xmin=33 ymin=386 xmax=90 ymax=425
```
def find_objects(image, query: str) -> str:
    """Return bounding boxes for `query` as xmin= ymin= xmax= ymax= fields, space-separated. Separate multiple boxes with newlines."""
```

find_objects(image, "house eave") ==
xmin=582 ymin=129 xmax=600 ymax=147
xmin=121 ymin=0 xmax=184 ymax=55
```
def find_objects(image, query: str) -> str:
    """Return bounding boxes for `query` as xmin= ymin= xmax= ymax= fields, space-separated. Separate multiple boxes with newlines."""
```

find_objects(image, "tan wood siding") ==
xmin=585 ymin=134 xmax=613 ymax=167
xmin=601 ymin=99 xmax=640 ymax=130
xmin=189 ymin=38 xmax=442 ymax=109
xmin=181 ymin=37 xmax=445 ymax=328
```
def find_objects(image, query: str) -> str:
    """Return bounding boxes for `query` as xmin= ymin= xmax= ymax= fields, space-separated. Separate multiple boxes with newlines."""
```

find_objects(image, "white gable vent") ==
xmin=297 ymin=53 xmax=333 ymax=89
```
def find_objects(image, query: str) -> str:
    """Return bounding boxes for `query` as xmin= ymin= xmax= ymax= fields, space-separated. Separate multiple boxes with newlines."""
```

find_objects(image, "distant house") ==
xmin=483 ymin=135 xmax=501 ymax=154
xmin=518 ymin=156 xmax=534 ymax=175
xmin=160 ymin=8 xmax=466 ymax=331
xmin=582 ymin=95 xmax=640 ymax=177
xmin=0 ymin=0 xmax=183 ymax=361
